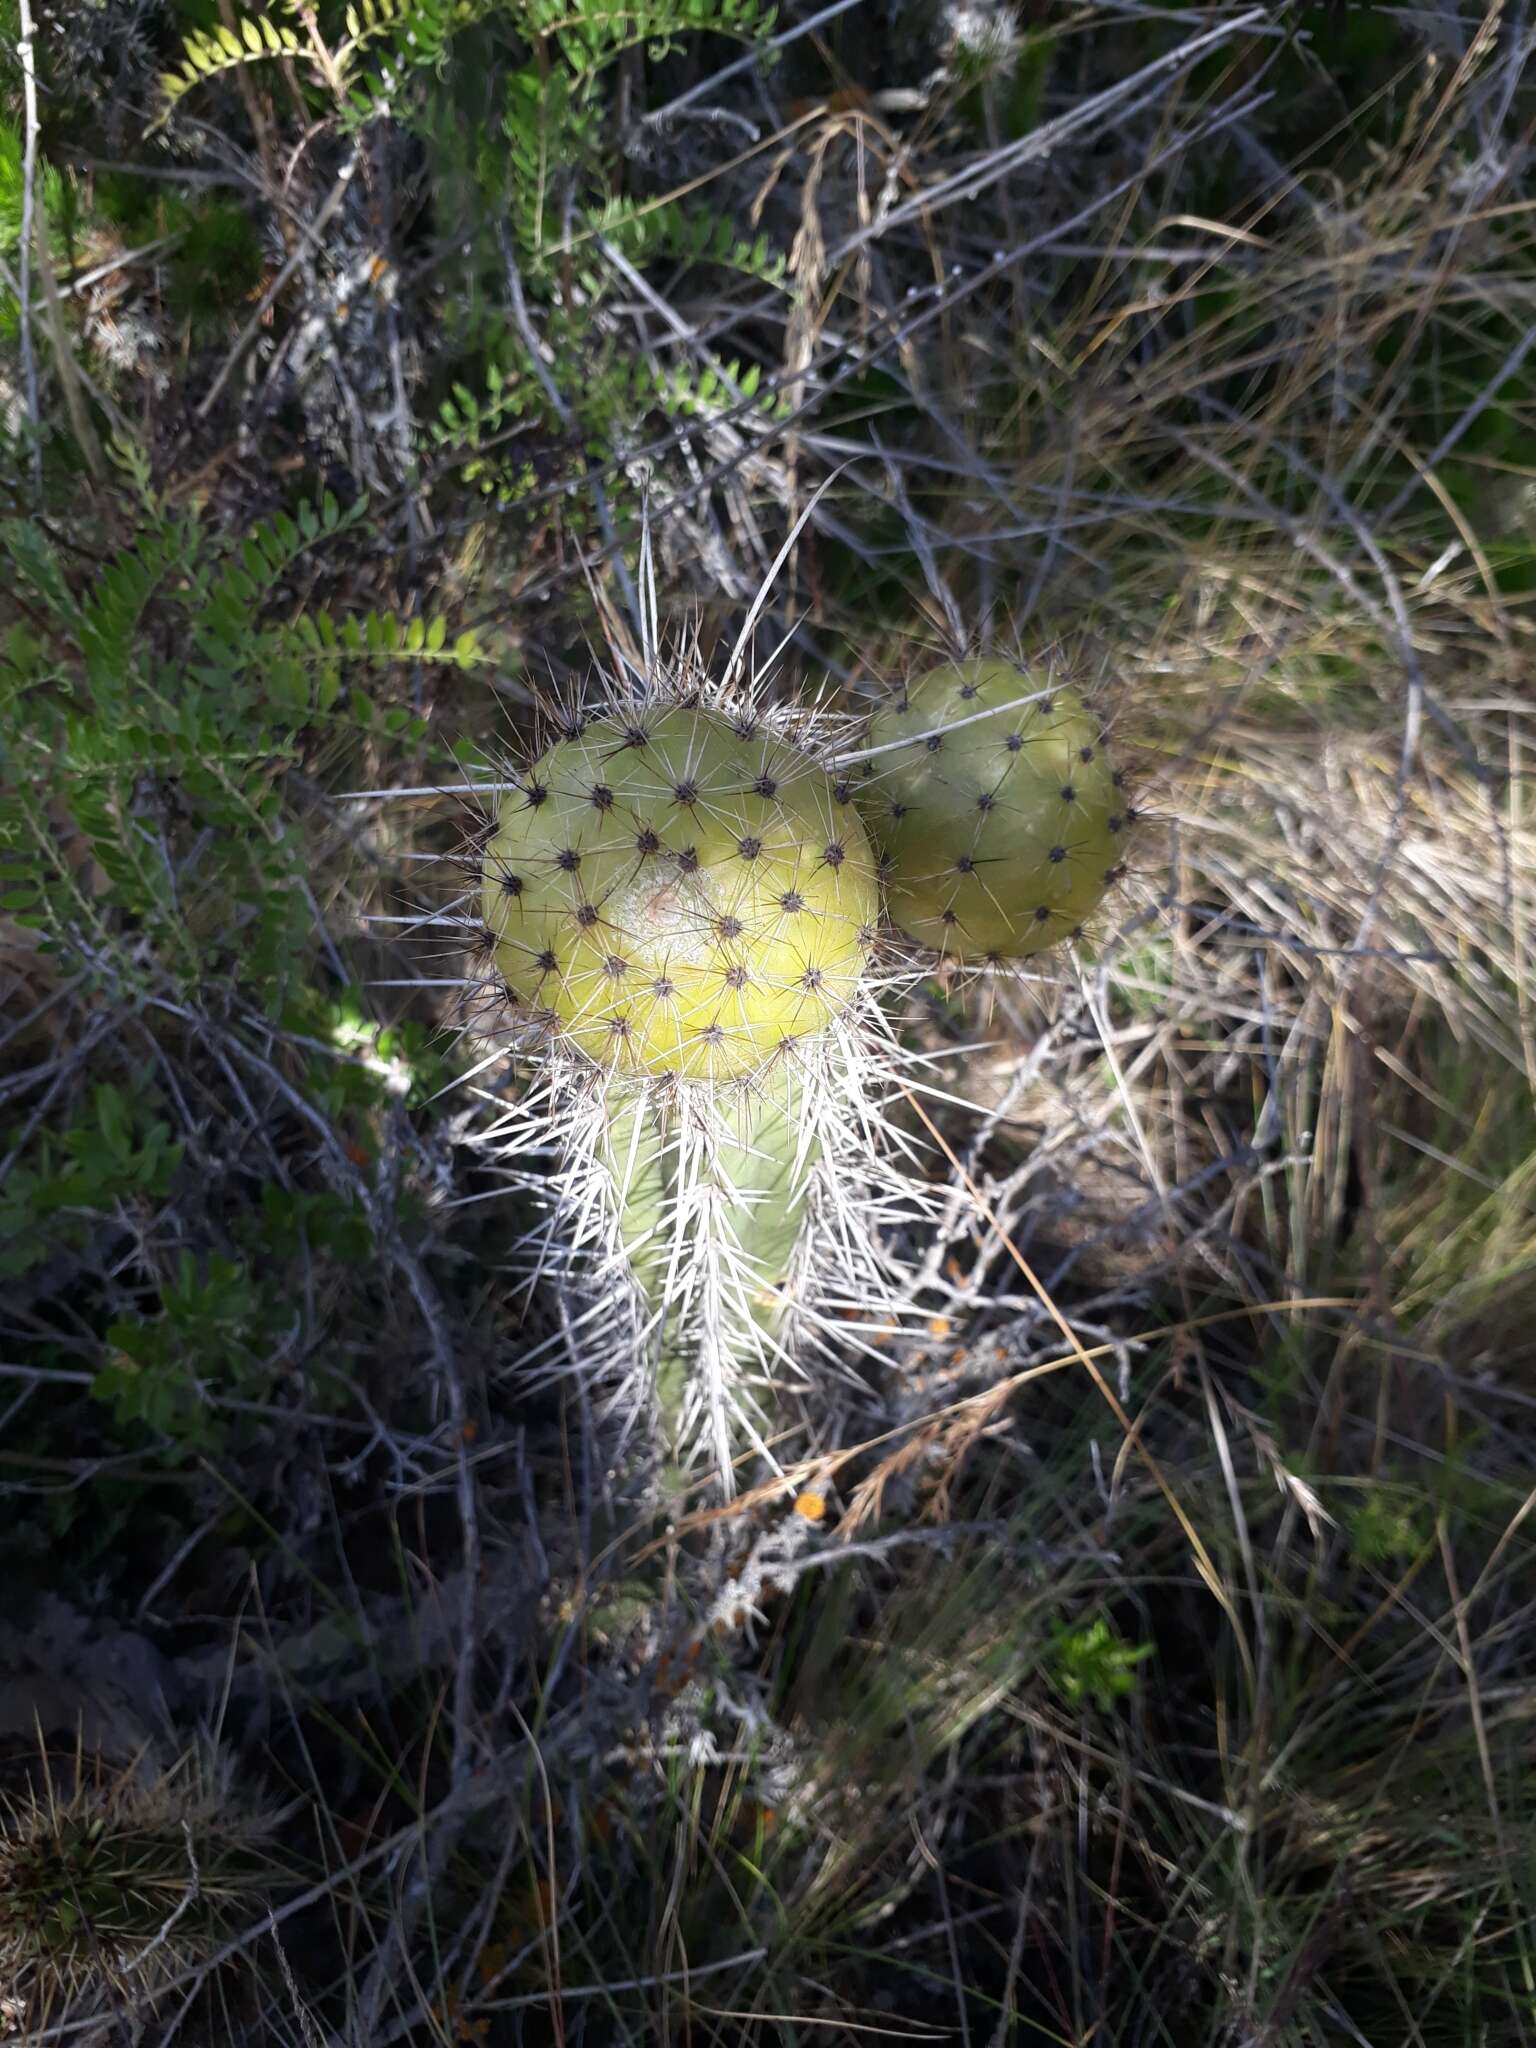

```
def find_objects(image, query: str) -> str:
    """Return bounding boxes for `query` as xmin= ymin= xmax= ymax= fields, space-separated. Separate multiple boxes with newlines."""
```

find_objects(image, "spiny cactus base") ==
xmin=604 ymin=1072 xmax=815 ymax=1473
xmin=0 ymin=1743 xmax=274 ymax=2023
xmin=481 ymin=706 xmax=879 ymax=1081
xmin=858 ymin=662 xmax=1129 ymax=962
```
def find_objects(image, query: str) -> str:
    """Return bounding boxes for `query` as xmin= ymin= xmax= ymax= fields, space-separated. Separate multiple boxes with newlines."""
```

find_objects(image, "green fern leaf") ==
xmin=152 ymin=17 xmax=304 ymax=130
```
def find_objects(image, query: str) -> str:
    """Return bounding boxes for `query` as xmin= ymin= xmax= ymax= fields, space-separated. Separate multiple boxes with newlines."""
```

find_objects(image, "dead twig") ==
xmin=15 ymin=0 xmax=43 ymax=492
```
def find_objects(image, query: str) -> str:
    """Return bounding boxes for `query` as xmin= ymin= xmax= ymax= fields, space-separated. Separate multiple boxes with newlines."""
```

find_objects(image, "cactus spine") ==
xmin=855 ymin=661 xmax=1129 ymax=962
xmin=0 ymin=1742 xmax=275 ymax=2028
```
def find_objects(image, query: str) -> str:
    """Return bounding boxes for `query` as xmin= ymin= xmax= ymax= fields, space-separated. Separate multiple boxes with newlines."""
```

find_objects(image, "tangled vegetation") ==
xmin=2 ymin=0 xmax=1534 ymax=2042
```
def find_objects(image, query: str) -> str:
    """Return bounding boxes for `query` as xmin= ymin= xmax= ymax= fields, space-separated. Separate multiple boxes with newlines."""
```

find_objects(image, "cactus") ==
xmin=441 ymin=589 xmax=1125 ymax=1483
xmin=480 ymin=705 xmax=877 ymax=1081
xmin=0 ymin=1740 xmax=277 ymax=2028
xmin=467 ymin=664 xmax=910 ymax=1483
xmin=854 ymin=661 xmax=1130 ymax=962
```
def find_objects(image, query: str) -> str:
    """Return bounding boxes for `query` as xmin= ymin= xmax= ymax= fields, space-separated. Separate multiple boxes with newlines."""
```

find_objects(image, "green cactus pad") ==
xmin=858 ymin=662 xmax=1129 ymax=961
xmin=481 ymin=706 xmax=878 ymax=1080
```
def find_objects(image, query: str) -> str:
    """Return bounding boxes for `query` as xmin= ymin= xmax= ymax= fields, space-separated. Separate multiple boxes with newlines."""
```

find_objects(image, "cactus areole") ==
xmin=481 ymin=707 xmax=879 ymax=1080
xmin=858 ymin=662 xmax=1128 ymax=962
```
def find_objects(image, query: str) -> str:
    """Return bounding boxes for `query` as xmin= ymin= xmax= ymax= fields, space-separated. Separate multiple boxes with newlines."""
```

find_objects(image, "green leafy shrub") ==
xmin=0 ymin=1085 xmax=182 ymax=1281
xmin=0 ymin=444 xmax=478 ymax=1489
xmin=95 ymin=1252 xmax=269 ymax=1444
xmin=0 ymin=445 xmax=472 ymax=1008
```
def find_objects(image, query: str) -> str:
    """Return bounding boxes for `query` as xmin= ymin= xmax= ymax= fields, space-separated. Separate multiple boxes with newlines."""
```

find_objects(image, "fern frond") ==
xmin=524 ymin=0 xmax=776 ymax=73
xmin=587 ymin=196 xmax=787 ymax=285
xmin=431 ymin=359 xmax=535 ymax=459
xmin=0 ymin=521 xmax=83 ymax=633
xmin=341 ymin=0 xmax=414 ymax=42
xmin=188 ymin=493 xmax=365 ymax=671
xmin=280 ymin=610 xmax=481 ymax=709
xmin=151 ymin=16 xmax=305 ymax=131
xmin=339 ymin=0 xmax=482 ymax=54
xmin=285 ymin=608 xmax=479 ymax=661
xmin=79 ymin=529 xmax=190 ymax=697
xmin=657 ymin=356 xmax=791 ymax=424
xmin=338 ymin=0 xmax=487 ymax=124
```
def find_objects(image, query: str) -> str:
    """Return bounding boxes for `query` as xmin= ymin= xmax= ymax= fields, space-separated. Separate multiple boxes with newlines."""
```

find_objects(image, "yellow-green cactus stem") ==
xmin=857 ymin=661 xmax=1130 ymax=962
xmin=602 ymin=1073 xmax=812 ymax=1471
xmin=480 ymin=706 xmax=878 ymax=1080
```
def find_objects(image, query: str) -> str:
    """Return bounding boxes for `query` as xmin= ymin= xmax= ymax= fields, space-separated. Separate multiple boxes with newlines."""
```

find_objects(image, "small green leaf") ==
xmin=95 ymin=1084 xmax=132 ymax=1164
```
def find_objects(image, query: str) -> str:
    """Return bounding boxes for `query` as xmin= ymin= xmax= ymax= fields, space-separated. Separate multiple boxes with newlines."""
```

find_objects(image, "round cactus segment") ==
xmin=858 ymin=661 xmax=1128 ymax=960
xmin=481 ymin=707 xmax=878 ymax=1079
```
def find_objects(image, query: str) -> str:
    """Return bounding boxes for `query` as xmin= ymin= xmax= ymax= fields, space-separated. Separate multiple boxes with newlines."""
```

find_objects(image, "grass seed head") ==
xmin=481 ymin=704 xmax=878 ymax=1081
xmin=858 ymin=659 xmax=1128 ymax=961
